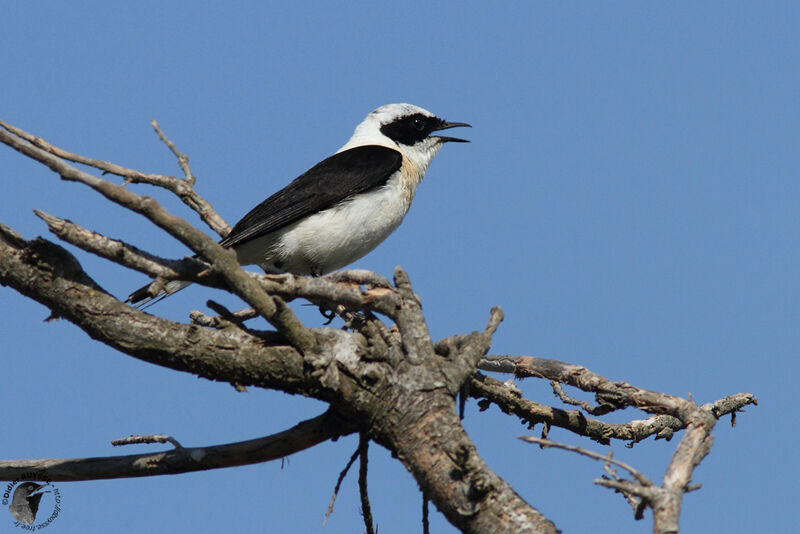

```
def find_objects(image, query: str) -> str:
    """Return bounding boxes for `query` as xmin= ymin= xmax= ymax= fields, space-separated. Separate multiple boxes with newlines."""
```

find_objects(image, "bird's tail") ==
xmin=126 ymin=279 xmax=193 ymax=309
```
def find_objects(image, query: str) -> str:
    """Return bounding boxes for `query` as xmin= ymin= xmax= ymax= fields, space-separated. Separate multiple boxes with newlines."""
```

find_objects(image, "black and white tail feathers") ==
xmin=126 ymin=279 xmax=193 ymax=309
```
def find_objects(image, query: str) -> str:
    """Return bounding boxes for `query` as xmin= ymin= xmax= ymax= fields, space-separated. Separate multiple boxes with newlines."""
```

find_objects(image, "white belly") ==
xmin=233 ymin=177 xmax=412 ymax=275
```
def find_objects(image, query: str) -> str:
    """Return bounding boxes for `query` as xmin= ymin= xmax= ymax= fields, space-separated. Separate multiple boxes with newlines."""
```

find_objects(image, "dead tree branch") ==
xmin=111 ymin=434 xmax=185 ymax=450
xmin=33 ymin=209 xmax=209 ymax=283
xmin=358 ymin=433 xmax=375 ymax=534
xmin=324 ymin=442 xmax=362 ymax=525
xmin=0 ymin=411 xmax=353 ymax=481
xmin=0 ymin=119 xmax=757 ymax=534
xmin=0 ymin=119 xmax=228 ymax=235
xmin=0 ymin=205 xmax=557 ymax=534
xmin=519 ymin=437 xmax=654 ymax=487
xmin=151 ymin=119 xmax=195 ymax=184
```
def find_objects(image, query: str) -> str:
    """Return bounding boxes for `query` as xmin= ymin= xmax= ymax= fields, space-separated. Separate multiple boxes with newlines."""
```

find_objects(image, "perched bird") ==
xmin=128 ymin=103 xmax=470 ymax=307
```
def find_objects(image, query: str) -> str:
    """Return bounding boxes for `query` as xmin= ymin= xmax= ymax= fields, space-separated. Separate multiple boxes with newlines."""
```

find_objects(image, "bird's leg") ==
xmin=319 ymin=305 xmax=338 ymax=325
xmin=315 ymin=302 xmax=372 ymax=330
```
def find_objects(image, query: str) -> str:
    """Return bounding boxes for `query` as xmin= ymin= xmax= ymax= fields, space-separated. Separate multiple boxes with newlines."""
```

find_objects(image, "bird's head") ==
xmin=339 ymin=103 xmax=470 ymax=170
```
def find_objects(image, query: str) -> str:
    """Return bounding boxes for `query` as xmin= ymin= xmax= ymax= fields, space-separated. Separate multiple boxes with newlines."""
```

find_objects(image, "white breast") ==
xmin=234 ymin=171 xmax=415 ymax=275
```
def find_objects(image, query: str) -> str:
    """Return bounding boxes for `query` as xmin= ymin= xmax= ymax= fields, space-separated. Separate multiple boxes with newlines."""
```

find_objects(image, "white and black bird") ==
xmin=128 ymin=103 xmax=470 ymax=307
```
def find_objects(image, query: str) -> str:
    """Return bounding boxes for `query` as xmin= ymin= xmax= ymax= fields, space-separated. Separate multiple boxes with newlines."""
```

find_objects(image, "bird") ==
xmin=9 ymin=482 xmax=49 ymax=525
xmin=128 ymin=103 xmax=470 ymax=307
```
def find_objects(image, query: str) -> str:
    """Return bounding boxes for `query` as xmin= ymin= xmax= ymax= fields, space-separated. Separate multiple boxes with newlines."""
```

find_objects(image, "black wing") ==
xmin=220 ymin=145 xmax=402 ymax=249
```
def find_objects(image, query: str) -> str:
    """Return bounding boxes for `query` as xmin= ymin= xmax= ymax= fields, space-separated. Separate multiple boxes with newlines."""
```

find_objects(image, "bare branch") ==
xmin=0 ymin=119 xmax=164 ymax=179
xmin=0 ymin=222 xmax=27 ymax=248
xmin=594 ymin=478 xmax=655 ymax=504
xmin=0 ymin=411 xmax=353 ymax=482
xmin=651 ymin=396 xmax=745 ymax=534
xmin=0 ymin=233 xmax=310 ymax=394
xmin=0 ymin=125 xmax=319 ymax=351
xmin=0 ymin=119 xmax=229 ymax=236
xmin=483 ymin=355 xmax=719 ymax=420
xmin=422 ymin=495 xmax=430 ymax=534
xmin=518 ymin=390 xmax=756 ymax=534
xmin=358 ymin=434 xmax=375 ymax=534
xmin=471 ymin=370 xmax=756 ymax=456
xmin=33 ymin=209 xmax=207 ymax=281
xmin=1 ymin=119 xmax=759 ymax=534
xmin=550 ymin=380 xmax=616 ymax=416
xmin=324 ymin=442 xmax=361 ymax=525
xmin=151 ymin=119 xmax=195 ymax=184
xmin=190 ymin=305 xmax=259 ymax=328
xmin=111 ymin=434 xmax=185 ymax=450
xmin=324 ymin=269 xmax=392 ymax=288
xmin=519 ymin=437 xmax=653 ymax=487
xmin=257 ymin=271 xmax=403 ymax=319
xmin=1 ymin=225 xmax=563 ymax=533
xmin=470 ymin=372 xmax=692 ymax=446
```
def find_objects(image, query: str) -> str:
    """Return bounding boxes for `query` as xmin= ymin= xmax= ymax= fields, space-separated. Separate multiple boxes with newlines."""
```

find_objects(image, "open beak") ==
xmin=432 ymin=121 xmax=471 ymax=143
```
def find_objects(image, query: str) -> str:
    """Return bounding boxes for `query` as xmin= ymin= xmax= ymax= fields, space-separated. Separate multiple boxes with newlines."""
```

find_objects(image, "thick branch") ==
xmin=0 ymin=228 xmax=559 ymax=533
xmin=1 ymin=119 xmax=758 ymax=534
xmin=346 ymin=274 xmax=559 ymax=534
xmin=0 ymin=234 xmax=311 ymax=394
xmin=0 ymin=411 xmax=353 ymax=481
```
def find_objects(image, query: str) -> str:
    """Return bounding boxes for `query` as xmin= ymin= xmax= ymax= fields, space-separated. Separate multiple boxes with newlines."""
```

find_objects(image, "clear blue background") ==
xmin=1 ymin=2 xmax=795 ymax=533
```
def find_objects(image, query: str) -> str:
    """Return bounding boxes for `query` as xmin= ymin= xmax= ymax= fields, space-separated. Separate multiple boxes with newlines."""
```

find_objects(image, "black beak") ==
xmin=432 ymin=121 xmax=471 ymax=143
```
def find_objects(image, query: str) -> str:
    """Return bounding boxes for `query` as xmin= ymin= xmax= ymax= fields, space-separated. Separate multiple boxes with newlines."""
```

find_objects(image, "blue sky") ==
xmin=1 ymin=2 xmax=796 ymax=532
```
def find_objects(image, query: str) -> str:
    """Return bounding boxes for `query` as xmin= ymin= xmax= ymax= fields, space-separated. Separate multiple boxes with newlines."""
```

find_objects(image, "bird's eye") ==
xmin=411 ymin=117 xmax=425 ymax=131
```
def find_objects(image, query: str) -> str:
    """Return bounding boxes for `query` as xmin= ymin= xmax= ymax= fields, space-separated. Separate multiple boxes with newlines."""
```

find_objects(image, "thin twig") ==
xmin=358 ymin=433 xmax=375 ymax=534
xmin=519 ymin=437 xmax=653 ymax=486
xmin=33 ymin=209 xmax=208 ymax=282
xmin=594 ymin=478 xmax=657 ymax=501
xmin=422 ymin=495 xmax=430 ymax=534
xmin=151 ymin=119 xmax=195 ymax=184
xmin=550 ymin=380 xmax=616 ymax=415
xmin=471 ymin=373 xmax=668 ymax=445
xmin=111 ymin=434 xmax=184 ymax=450
xmin=323 ymin=443 xmax=361 ymax=526
xmin=481 ymin=355 xmax=756 ymax=423
xmin=0 ymin=119 xmax=170 ymax=181
xmin=0 ymin=119 xmax=229 ymax=236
